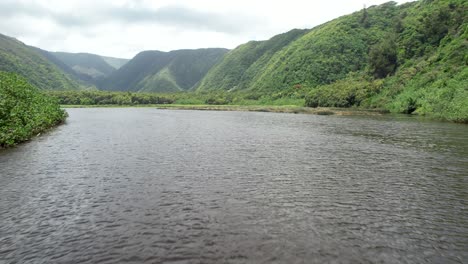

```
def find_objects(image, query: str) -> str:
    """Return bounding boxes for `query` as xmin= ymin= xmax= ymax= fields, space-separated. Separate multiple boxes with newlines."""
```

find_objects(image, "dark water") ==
xmin=1 ymin=108 xmax=467 ymax=264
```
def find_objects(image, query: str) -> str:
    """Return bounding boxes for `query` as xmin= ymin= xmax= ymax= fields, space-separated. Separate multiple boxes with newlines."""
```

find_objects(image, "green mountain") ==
xmin=197 ymin=1 xmax=413 ymax=92
xmin=31 ymin=47 xmax=96 ymax=86
xmin=0 ymin=34 xmax=79 ymax=90
xmin=99 ymin=48 xmax=228 ymax=92
xmin=197 ymin=29 xmax=309 ymax=91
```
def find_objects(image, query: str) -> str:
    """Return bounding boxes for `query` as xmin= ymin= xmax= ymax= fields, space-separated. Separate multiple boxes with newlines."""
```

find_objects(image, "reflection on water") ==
xmin=1 ymin=108 xmax=467 ymax=263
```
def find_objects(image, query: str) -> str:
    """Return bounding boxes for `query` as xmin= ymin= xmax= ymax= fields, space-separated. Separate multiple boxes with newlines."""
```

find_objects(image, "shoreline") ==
xmin=0 ymin=116 xmax=67 ymax=150
xmin=61 ymin=104 xmax=390 ymax=116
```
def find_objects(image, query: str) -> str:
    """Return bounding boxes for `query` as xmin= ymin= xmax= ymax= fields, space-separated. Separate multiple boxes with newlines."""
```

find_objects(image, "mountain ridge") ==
xmin=0 ymin=33 xmax=79 ymax=90
xmin=50 ymin=52 xmax=129 ymax=86
xmin=99 ymin=48 xmax=229 ymax=92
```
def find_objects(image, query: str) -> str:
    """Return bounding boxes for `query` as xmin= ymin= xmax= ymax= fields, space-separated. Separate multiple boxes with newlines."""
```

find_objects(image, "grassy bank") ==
xmin=62 ymin=103 xmax=390 ymax=117
xmin=0 ymin=72 xmax=67 ymax=148
xmin=49 ymin=90 xmax=467 ymax=123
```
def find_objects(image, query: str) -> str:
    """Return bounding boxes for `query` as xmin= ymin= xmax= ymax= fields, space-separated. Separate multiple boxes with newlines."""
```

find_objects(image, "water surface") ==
xmin=1 ymin=108 xmax=467 ymax=263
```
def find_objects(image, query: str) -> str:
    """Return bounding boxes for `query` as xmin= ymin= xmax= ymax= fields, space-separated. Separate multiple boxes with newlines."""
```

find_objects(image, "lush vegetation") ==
xmin=302 ymin=0 xmax=468 ymax=123
xmin=0 ymin=72 xmax=67 ymax=147
xmin=49 ymin=90 xmax=175 ymax=105
xmin=99 ymin=49 xmax=228 ymax=92
xmin=0 ymin=34 xmax=79 ymax=90
xmin=197 ymin=29 xmax=309 ymax=91
xmin=48 ymin=90 xmax=307 ymax=107
xmin=197 ymin=0 xmax=468 ymax=122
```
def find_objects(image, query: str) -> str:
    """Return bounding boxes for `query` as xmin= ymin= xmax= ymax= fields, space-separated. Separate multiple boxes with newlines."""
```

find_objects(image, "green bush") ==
xmin=0 ymin=71 xmax=67 ymax=147
xmin=305 ymin=76 xmax=383 ymax=108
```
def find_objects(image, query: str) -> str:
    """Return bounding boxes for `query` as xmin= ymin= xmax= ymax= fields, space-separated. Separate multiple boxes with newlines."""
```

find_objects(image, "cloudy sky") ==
xmin=0 ymin=0 xmax=412 ymax=58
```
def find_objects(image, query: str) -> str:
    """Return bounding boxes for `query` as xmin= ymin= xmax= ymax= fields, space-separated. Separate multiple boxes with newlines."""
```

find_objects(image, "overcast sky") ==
xmin=0 ymin=0 xmax=413 ymax=59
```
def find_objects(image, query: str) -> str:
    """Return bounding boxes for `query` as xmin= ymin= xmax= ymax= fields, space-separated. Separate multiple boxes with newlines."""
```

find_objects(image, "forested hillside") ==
xmin=0 ymin=34 xmax=79 ymax=90
xmin=303 ymin=0 xmax=467 ymax=122
xmin=99 ymin=48 xmax=228 ymax=92
xmin=197 ymin=29 xmax=309 ymax=91
xmin=196 ymin=0 xmax=467 ymax=121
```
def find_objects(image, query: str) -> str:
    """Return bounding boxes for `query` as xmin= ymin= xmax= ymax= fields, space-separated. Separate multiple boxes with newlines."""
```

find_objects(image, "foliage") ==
xmin=48 ymin=90 xmax=175 ymax=105
xmin=305 ymin=74 xmax=384 ymax=108
xmin=47 ymin=90 xmax=307 ymax=108
xmin=369 ymin=34 xmax=398 ymax=78
xmin=197 ymin=29 xmax=309 ymax=91
xmin=197 ymin=0 xmax=467 ymax=122
xmin=198 ymin=3 xmax=402 ymax=92
xmin=0 ymin=72 xmax=67 ymax=147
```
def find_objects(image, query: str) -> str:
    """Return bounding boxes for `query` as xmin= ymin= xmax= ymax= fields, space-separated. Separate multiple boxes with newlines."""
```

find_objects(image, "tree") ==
xmin=369 ymin=36 xmax=398 ymax=79
xmin=360 ymin=5 xmax=370 ymax=28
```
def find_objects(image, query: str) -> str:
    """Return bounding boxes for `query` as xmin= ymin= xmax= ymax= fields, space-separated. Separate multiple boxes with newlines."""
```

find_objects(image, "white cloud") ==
xmin=0 ymin=0 xmax=414 ymax=58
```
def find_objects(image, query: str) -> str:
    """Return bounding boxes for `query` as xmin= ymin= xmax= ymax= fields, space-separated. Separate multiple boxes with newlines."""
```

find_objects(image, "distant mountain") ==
xmin=51 ymin=52 xmax=118 ymax=82
xmin=0 ymin=33 xmax=79 ymax=90
xmin=99 ymin=48 xmax=228 ymax=92
xmin=101 ymin=56 xmax=129 ymax=69
xmin=31 ymin=47 xmax=96 ymax=86
xmin=32 ymin=47 xmax=78 ymax=78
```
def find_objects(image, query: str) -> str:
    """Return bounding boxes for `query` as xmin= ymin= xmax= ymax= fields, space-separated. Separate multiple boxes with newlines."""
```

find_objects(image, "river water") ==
xmin=1 ymin=108 xmax=467 ymax=263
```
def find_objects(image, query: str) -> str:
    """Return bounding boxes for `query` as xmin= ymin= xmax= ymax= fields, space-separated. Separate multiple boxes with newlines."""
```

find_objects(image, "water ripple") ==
xmin=0 ymin=109 xmax=467 ymax=263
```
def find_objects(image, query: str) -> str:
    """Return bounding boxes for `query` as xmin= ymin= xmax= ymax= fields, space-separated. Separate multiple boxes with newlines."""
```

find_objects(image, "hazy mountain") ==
xmin=52 ymin=52 xmax=117 ymax=81
xmin=99 ymin=48 xmax=228 ymax=92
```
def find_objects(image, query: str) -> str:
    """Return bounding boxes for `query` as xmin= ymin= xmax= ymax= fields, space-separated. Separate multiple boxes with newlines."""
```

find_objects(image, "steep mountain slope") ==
xmin=32 ymin=47 xmax=79 ymax=80
xmin=247 ymin=3 xmax=401 ymax=92
xmin=197 ymin=3 xmax=403 ymax=92
xmin=0 ymin=34 xmax=79 ymax=90
xmin=197 ymin=0 xmax=466 ymax=93
xmin=99 ymin=50 xmax=173 ymax=91
xmin=32 ymin=47 xmax=98 ymax=86
xmin=197 ymin=29 xmax=309 ymax=91
xmin=100 ymin=48 xmax=228 ymax=92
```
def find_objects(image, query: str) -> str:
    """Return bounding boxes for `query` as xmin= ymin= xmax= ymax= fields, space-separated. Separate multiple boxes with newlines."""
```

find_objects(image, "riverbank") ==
xmin=62 ymin=104 xmax=391 ymax=116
